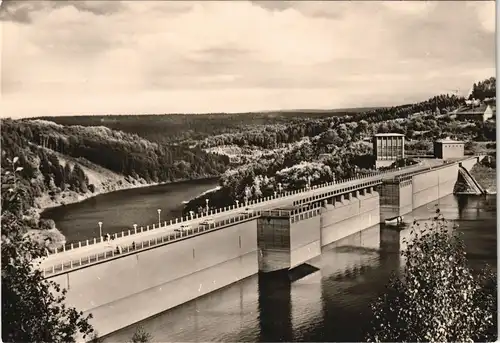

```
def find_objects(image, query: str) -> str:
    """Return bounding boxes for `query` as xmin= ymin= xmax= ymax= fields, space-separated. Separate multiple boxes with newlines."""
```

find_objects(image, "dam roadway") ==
xmin=39 ymin=158 xmax=446 ymax=273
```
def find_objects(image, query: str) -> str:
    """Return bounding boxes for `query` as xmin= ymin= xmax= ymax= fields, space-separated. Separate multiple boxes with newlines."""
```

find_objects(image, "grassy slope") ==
xmin=32 ymin=146 xmax=150 ymax=210
xmin=468 ymin=143 xmax=496 ymax=194
xmin=470 ymin=163 xmax=497 ymax=193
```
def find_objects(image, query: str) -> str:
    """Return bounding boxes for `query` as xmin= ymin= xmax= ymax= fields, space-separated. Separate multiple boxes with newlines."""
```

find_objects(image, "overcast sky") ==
xmin=1 ymin=1 xmax=496 ymax=118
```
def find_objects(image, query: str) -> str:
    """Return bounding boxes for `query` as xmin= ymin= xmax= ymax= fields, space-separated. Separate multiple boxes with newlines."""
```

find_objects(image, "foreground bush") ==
xmin=1 ymin=157 xmax=94 ymax=342
xmin=367 ymin=210 xmax=497 ymax=342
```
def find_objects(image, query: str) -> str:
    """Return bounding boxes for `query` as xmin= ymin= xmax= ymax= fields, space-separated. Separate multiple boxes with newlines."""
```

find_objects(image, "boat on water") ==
xmin=385 ymin=216 xmax=404 ymax=226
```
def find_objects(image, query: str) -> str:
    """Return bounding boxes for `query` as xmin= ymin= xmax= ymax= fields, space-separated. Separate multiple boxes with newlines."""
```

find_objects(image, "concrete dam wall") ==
xmin=379 ymin=157 xmax=480 ymax=220
xmin=48 ymin=220 xmax=259 ymax=338
xmin=399 ymin=179 xmax=414 ymax=217
xmin=412 ymin=166 xmax=452 ymax=209
xmin=412 ymin=157 xmax=478 ymax=209
xmin=45 ymin=157 xmax=481 ymax=340
xmin=51 ymin=188 xmax=381 ymax=339
xmin=320 ymin=190 xmax=380 ymax=247
xmin=290 ymin=214 xmax=322 ymax=269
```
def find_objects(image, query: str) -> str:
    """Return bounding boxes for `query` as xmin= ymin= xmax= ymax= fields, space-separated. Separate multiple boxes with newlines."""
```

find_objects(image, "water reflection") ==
xmin=258 ymin=272 xmax=293 ymax=342
xmin=103 ymin=276 xmax=261 ymax=343
xmin=313 ymin=226 xmax=386 ymax=342
xmin=103 ymin=194 xmax=496 ymax=342
xmin=290 ymin=271 xmax=323 ymax=341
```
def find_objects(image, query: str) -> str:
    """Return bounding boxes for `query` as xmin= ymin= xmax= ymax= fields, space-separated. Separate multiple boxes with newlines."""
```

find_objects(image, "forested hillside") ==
xmin=1 ymin=119 xmax=229 ymax=213
xmin=36 ymin=109 xmax=372 ymax=146
xmin=197 ymin=94 xmax=469 ymax=149
xmin=38 ymin=94 xmax=467 ymax=149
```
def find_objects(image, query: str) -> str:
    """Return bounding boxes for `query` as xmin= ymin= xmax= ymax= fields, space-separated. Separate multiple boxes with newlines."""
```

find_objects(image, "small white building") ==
xmin=433 ymin=138 xmax=465 ymax=160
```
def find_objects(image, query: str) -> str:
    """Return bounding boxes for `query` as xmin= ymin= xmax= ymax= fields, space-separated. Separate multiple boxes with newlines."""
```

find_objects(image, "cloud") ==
xmin=0 ymin=0 xmax=124 ymax=23
xmin=0 ymin=0 xmax=496 ymax=118
xmin=466 ymin=1 xmax=496 ymax=33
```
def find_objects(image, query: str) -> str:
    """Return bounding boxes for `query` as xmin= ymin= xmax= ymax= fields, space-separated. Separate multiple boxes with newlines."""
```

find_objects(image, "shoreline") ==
xmin=182 ymin=185 xmax=222 ymax=205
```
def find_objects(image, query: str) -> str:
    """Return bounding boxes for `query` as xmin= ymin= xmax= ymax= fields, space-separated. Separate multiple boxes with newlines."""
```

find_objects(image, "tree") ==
xmin=129 ymin=325 xmax=152 ymax=343
xmin=39 ymin=218 xmax=57 ymax=231
xmin=357 ymin=120 xmax=369 ymax=135
xmin=275 ymin=162 xmax=334 ymax=190
xmin=1 ymin=157 xmax=95 ymax=343
xmin=471 ymin=77 xmax=496 ymax=101
xmin=367 ymin=210 xmax=497 ymax=342
xmin=70 ymin=164 xmax=89 ymax=193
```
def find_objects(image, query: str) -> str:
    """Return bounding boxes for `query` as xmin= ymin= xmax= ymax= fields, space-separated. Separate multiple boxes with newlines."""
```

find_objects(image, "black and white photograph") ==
xmin=0 ymin=1 xmax=497 ymax=342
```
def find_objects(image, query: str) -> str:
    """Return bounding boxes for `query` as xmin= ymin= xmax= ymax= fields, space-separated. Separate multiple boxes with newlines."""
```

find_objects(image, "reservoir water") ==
xmin=41 ymin=178 xmax=220 ymax=243
xmin=43 ymin=183 xmax=496 ymax=342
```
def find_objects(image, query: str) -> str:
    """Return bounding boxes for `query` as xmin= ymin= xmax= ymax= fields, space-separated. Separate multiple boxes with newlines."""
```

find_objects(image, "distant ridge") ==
xmin=27 ymin=106 xmax=385 ymax=120
xmin=259 ymin=106 xmax=384 ymax=114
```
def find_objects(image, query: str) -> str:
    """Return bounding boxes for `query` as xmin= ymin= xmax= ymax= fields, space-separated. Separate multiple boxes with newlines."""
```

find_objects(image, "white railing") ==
xmin=45 ymin=161 xmax=439 ymax=256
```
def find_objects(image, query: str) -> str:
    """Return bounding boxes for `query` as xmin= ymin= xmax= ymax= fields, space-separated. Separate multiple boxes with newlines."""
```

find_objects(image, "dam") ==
xmin=39 ymin=154 xmax=483 ymax=339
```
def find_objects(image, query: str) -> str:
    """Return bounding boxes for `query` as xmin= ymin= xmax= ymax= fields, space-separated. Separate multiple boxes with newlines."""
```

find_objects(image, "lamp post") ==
xmin=278 ymin=182 xmax=282 ymax=193
xmin=157 ymin=209 xmax=161 ymax=227
xmin=133 ymin=224 xmax=138 ymax=233
xmin=98 ymin=221 xmax=103 ymax=238
xmin=205 ymin=199 xmax=209 ymax=213
xmin=235 ymin=200 xmax=239 ymax=208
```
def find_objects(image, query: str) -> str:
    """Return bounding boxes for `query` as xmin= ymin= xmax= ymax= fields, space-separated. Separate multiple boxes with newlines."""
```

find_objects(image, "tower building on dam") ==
xmin=373 ymin=133 xmax=405 ymax=169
